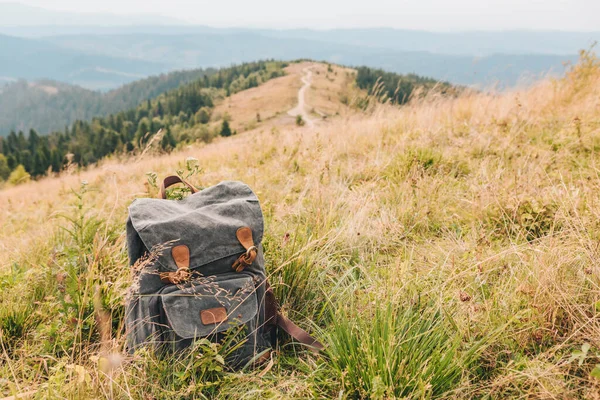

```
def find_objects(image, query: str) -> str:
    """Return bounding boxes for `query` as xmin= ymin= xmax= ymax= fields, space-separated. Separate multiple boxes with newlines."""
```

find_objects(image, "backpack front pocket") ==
xmin=159 ymin=274 xmax=258 ymax=340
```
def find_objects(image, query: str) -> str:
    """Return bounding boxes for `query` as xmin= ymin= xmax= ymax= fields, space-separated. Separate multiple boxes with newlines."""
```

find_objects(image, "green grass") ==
xmin=325 ymin=300 xmax=476 ymax=398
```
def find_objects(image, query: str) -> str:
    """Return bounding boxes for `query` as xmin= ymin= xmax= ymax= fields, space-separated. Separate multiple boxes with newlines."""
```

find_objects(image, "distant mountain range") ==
xmin=1 ymin=3 xmax=595 ymax=90
xmin=0 ymin=31 xmax=581 ymax=91
xmin=0 ymin=5 xmax=597 ymax=58
xmin=0 ymin=34 xmax=164 ymax=89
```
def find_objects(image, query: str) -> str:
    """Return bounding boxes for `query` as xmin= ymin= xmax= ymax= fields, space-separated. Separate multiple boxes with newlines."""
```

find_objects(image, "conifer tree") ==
xmin=0 ymin=154 xmax=10 ymax=181
xmin=220 ymin=120 xmax=232 ymax=137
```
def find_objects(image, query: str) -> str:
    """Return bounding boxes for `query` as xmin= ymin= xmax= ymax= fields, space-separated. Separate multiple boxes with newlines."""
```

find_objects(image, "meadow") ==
xmin=1 ymin=54 xmax=600 ymax=398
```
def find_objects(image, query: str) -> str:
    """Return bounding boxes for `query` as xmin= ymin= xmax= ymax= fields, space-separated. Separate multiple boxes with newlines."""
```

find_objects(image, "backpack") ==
xmin=125 ymin=176 xmax=322 ymax=368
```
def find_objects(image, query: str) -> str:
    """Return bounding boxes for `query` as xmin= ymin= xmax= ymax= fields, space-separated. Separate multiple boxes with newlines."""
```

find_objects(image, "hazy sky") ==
xmin=2 ymin=0 xmax=598 ymax=30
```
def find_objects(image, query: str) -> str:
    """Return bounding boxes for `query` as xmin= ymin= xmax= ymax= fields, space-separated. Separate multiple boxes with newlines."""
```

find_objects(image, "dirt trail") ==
xmin=287 ymin=67 xmax=315 ymax=127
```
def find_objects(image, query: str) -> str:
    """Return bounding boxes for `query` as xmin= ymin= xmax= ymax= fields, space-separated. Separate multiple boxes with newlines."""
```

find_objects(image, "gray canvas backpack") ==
xmin=125 ymin=176 xmax=322 ymax=368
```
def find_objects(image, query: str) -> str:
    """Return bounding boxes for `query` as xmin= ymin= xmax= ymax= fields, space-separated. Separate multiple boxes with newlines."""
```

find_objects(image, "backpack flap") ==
xmin=127 ymin=180 xmax=264 ymax=275
xmin=161 ymin=275 xmax=258 ymax=339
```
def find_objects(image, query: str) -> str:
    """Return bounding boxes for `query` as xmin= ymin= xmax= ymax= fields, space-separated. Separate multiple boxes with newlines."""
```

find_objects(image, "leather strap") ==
xmin=160 ymin=175 xmax=198 ymax=199
xmin=232 ymin=227 xmax=257 ymax=272
xmin=160 ymin=245 xmax=192 ymax=284
xmin=264 ymin=281 xmax=323 ymax=353
xmin=276 ymin=312 xmax=324 ymax=353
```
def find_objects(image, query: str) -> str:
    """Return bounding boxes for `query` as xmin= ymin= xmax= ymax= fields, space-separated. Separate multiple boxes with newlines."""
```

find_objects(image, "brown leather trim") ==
xmin=264 ymin=277 xmax=323 ymax=352
xmin=276 ymin=312 xmax=324 ymax=353
xmin=264 ymin=282 xmax=278 ymax=328
xmin=257 ymin=350 xmax=271 ymax=364
xmin=160 ymin=244 xmax=192 ymax=284
xmin=172 ymin=245 xmax=190 ymax=269
xmin=232 ymin=249 xmax=257 ymax=272
xmin=200 ymin=307 xmax=228 ymax=325
xmin=159 ymin=268 xmax=191 ymax=284
xmin=236 ymin=227 xmax=254 ymax=250
xmin=232 ymin=226 xmax=257 ymax=272
xmin=159 ymin=175 xmax=198 ymax=199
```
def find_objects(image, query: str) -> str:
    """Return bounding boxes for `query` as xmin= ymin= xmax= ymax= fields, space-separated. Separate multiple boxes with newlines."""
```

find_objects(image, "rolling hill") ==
xmin=0 ymin=33 xmax=168 ymax=90
xmin=0 ymin=67 xmax=221 ymax=135
xmin=0 ymin=3 xmax=597 ymax=56
xmin=0 ymin=61 xmax=450 ymax=178
xmin=258 ymin=28 xmax=600 ymax=56
xmin=0 ymin=60 xmax=291 ymax=176
xmin=1 ymin=54 xmax=599 ymax=398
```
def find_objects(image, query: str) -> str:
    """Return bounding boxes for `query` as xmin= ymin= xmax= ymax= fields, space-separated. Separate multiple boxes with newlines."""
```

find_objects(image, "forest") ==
xmin=354 ymin=66 xmax=455 ymax=104
xmin=0 ymin=61 xmax=286 ymax=181
xmin=0 ymin=67 xmax=227 ymax=135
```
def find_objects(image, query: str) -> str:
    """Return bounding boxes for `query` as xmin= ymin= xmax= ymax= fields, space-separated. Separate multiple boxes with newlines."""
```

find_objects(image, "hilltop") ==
xmin=1 ymin=54 xmax=600 ymax=398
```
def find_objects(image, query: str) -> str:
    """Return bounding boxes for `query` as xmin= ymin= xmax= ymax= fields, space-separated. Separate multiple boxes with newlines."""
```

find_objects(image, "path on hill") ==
xmin=287 ymin=67 xmax=315 ymax=127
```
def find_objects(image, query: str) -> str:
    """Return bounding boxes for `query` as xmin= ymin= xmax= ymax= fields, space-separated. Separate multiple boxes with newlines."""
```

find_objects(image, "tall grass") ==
xmin=325 ymin=299 xmax=476 ymax=398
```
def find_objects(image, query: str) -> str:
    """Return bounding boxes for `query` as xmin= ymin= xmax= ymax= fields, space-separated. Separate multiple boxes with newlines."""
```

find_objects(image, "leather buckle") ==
xmin=160 ymin=266 xmax=191 ymax=284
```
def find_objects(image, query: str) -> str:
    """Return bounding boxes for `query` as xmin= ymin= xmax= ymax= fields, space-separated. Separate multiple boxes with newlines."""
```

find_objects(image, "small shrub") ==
xmin=488 ymin=199 xmax=560 ymax=241
xmin=7 ymin=164 xmax=30 ymax=185
xmin=194 ymin=107 xmax=212 ymax=124
xmin=296 ymin=115 xmax=305 ymax=126
xmin=190 ymin=125 xmax=215 ymax=143
xmin=0 ymin=303 xmax=37 ymax=347
xmin=385 ymin=147 xmax=469 ymax=181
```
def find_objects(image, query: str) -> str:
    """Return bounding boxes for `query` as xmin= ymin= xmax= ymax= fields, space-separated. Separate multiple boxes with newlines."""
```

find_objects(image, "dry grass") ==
xmin=2 ymin=54 xmax=600 ymax=398
xmin=209 ymin=62 xmax=357 ymax=134
xmin=211 ymin=62 xmax=308 ymax=133
xmin=305 ymin=62 xmax=356 ymax=117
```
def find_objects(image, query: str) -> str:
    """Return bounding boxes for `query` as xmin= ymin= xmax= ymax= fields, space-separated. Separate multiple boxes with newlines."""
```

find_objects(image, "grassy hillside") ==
xmin=0 ymin=61 xmax=445 ymax=180
xmin=1 ymin=54 xmax=600 ymax=398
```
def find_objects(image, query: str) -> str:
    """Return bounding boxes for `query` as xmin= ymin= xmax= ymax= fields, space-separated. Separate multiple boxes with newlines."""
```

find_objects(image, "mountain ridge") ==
xmin=40 ymin=33 xmax=579 ymax=87
xmin=0 ymin=33 xmax=168 ymax=90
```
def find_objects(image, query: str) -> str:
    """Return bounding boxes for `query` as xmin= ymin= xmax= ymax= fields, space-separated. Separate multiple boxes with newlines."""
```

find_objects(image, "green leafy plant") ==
xmin=570 ymin=343 xmax=600 ymax=382
xmin=57 ymin=182 xmax=103 ymax=258
xmin=146 ymin=158 xmax=204 ymax=200
xmin=7 ymin=164 xmax=30 ymax=185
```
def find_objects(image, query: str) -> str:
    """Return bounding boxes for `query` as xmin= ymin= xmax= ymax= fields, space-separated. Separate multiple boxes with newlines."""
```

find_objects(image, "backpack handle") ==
xmin=159 ymin=175 xmax=198 ymax=199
